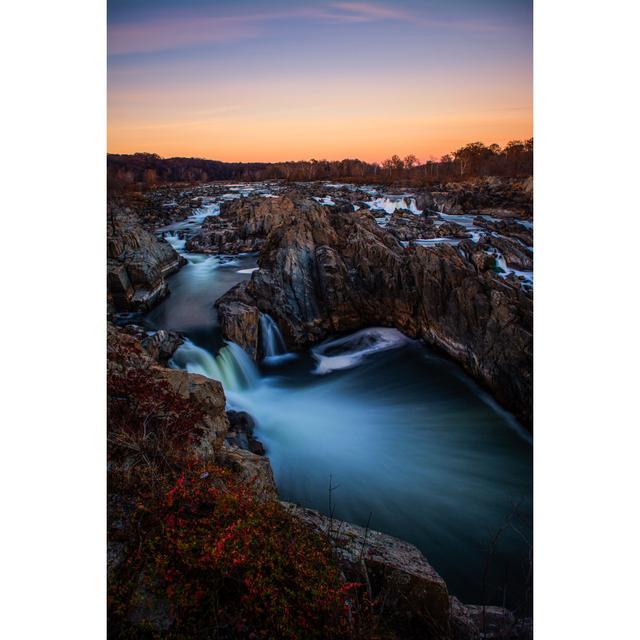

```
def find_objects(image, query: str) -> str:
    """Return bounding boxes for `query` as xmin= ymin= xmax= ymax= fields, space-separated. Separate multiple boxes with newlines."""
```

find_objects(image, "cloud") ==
xmin=108 ymin=2 xmax=516 ymax=56
xmin=328 ymin=2 xmax=411 ymax=21
xmin=108 ymin=2 xmax=412 ymax=55
xmin=108 ymin=16 xmax=260 ymax=55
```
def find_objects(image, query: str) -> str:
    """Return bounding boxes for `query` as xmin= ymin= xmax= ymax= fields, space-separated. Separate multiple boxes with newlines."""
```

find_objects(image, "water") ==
xmin=259 ymin=314 xmax=287 ymax=360
xmin=143 ymin=186 xmax=533 ymax=612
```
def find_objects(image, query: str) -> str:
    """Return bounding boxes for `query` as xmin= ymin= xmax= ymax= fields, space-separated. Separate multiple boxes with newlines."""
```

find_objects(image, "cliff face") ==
xmin=213 ymin=196 xmax=532 ymax=428
xmin=107 ymin=205 xmax=185 ymax=312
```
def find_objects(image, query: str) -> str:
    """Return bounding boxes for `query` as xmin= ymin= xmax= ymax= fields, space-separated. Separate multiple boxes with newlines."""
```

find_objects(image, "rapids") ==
xmin=142 ymin=184 xmax=533 ymax=611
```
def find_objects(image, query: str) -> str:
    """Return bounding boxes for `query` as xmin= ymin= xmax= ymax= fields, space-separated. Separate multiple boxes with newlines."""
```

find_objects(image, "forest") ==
xmin=107 ymin=139 xmax=533 ymax=189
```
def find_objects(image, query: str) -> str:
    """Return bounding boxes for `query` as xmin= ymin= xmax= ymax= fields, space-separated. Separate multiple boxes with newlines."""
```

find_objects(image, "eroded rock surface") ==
xmin=107 ymin=205 xmax=184 ymax=311
xmin=215 ymin=196 xmax=532 ymax=427
xmin=283 ymin=502 xmax=451 ymax=640
xmin=186 ymin=194 xmax=298 ymax=254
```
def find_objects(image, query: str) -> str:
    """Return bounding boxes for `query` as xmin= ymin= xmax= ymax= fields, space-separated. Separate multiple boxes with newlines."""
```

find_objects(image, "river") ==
xmin=139 ymin=183 xmax=533 ymax=612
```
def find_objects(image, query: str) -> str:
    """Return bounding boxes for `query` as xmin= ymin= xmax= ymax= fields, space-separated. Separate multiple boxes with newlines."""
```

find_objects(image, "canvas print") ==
xmin=107 ymin=2 xmax=533 ymax=638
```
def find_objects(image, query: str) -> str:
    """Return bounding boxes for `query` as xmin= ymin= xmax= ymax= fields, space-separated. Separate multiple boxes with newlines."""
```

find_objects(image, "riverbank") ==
xmin=108 ymin=323 xmax=531 ymax=639
xmin=107 ymin=178 xmax=533 ymax=638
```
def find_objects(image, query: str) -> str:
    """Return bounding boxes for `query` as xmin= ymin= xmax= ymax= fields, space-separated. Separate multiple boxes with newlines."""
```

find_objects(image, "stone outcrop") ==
xmin=107 ymin=324 xmax=276 ymax=494
xmin=107 ymin=205 xmax=184 ymax=312
xmin=107 ymin=324 xmax=230 ymax=456
xmin=427 ymin=178 xmax=533 ymax=219
xmin=186 ymin=194 xmax=299 ymax=254
xmin=218 ymin=443 xmax=277 ymax=500
xmin=225 ymin=410 xmax=265 ymax=455
xmin=481 ymin=235 xmax=533 ymax=271
xmin=140 ymin=329 xmax=184 ymax=363
xmin=385 ymin=208 xmax=435 ymax=240
xmin=449 ymin=597 xmax=533 ymax=640
xmin=216 ymin=299 xmax=261 ymax=360
xmin=215 ymin=196 xmax=532 ymax=427
xmin=474 ymin=217 xmax=533 ymax=247
xmin=283 ymin=502 xmax=452 ymax=640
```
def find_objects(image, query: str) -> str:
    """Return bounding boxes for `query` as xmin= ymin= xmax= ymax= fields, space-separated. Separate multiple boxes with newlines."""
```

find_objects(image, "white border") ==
xmin=2 ymin=1 xmax=639 ymax=638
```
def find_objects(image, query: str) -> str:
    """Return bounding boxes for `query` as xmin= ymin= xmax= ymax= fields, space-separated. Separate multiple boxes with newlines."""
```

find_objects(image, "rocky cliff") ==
xmin=212 ymin=195 xmax=532 ymax=428
xmin=107 ymin=204 xmax=185 ymax=312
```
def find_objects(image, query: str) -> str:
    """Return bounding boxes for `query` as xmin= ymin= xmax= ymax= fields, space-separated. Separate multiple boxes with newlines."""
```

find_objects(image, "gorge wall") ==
xmin=208 ymin=194 xmax=532 ymax=428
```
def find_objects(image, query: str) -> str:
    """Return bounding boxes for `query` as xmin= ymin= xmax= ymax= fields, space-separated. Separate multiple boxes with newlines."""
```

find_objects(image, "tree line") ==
xmin=107 ymin=139 xmax=532 ymax=189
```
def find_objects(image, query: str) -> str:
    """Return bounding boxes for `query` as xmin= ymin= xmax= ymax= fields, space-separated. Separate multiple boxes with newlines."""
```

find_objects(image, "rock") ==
xmin=107 ymin=204 xmax=184 ymax=311
xmin=219 ymin=442 xmax=277 ymax=500
xmin=449 ymin=599 xmax=532 ymax=640
xmin=225 ymin=410 xmax=265 ymax=455
xmin=481 ymin=235 xmax=533 ymax=271
xmin=157 ymin=368 xmax=230 ymax=458
xmin=386 ymin=208 xmax=434 ymax=241
xmin=216 ymin=299 xmax=261 ymax=360
xmin=216 ymin=195 xmax=532 ymax=427
xmin=474 ymin=217 xmax=533 ymax=247
xmin=434 ymin=221 xmax=470 ymax=238
xmin=449 ymin=596 xmax=481 ymax=640
xmin=428 ymin=179 xmax=533 ymax=218
xmin=331 ymin=199 xmax=356 ymax=213
xmin=415 ymin=190 xmax=436 ymax=211
xmin=464 ymin=605 xmax=516 ymax=639
xmin=187 ymin=194 xmax=299 ymax=254
xmin=141 ymin=329 xmax=184 ymax=363
xmin=107 ymin=324 xmax=230 ymax=458
xmin=283 ymin=502 xmax=451 ymax=639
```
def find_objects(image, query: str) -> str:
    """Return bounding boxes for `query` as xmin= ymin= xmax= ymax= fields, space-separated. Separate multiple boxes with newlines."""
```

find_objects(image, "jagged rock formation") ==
xmin=474 ymin=217 xmax=533 ymax=246
xmin=107 ymin=324 xmax=276 ymax=493
xmin=214 ymin=196 xmax=532 ymax=427
xmin=186 ymin=194 xmax=299 ymax=254
xmin=283 ymin=502 xmax=451 ymax=639
xmin=426 ymin=178 xmax=533 ymax=218
xmin=283 ymin=504 xmax=532 ymax=640
xmin=107 ymin=204 xmax=184 ymax=312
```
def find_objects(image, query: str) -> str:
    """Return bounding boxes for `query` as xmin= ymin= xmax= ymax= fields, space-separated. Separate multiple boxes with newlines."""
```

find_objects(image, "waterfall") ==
xmin=170 ymin=338 xmax=259 ymax=391
xmin=260 ymin=314 xmax=287 ymax=359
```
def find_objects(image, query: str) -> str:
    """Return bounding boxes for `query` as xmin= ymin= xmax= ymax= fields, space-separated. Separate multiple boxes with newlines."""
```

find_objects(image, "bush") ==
xmin=108 ymin=464 xmax=364 ymax=639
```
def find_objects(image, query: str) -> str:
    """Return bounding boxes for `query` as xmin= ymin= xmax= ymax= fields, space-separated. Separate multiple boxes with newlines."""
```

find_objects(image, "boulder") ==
xmin=415 ymin=190 xmax=436 ymax=211
xmin=216 ymin=299 xmax=261 ymax=360
xmin=386 ymin=208 xmax=434 ymax=241
xmin=107 ymin=205 xmax=184 ymax=311
xmin=156 ymin=368 xmax=230 ymax=458
xmin=141 ymin=329 xmax=184 ymax=363
xmin=449 ymin=599 xmax=532 ymax=640
xmin=225 ymin=410 xmax=265 ymax=455
xmin=187 ymin=194 xmax=299 ymax=254
xmin=219 ymin=442 xmax=277 ymax=500
xmin=283 ymin=502 xmax=451 ymax=640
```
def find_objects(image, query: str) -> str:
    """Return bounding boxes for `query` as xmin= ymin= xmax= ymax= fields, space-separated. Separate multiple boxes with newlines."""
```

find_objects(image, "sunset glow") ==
xmin=108 ymin=0 xmax=532 ymax=162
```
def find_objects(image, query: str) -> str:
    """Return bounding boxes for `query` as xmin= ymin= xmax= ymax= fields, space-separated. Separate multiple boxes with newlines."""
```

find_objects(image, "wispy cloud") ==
xmin=109 ymin=16 xmax=260 ymax=55
xmin=108 ymin=2 xmax=412 ymax=55
xmin=328 ymin=2 xmax=411 ymax=21
xmin=108 ymin=2 xmax=517 ymax=56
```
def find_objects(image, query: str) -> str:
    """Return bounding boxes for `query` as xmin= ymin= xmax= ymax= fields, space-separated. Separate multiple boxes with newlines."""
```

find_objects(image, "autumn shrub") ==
xmin=107 ymin=333 xmax=207 ymax=475
xmin=108 ymin=330 xmax=391 ymax=639
xmin=109 ymin=463 xmax=373 ymax=639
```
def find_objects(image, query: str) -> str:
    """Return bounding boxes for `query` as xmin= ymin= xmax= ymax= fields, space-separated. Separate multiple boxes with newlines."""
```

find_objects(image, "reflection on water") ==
xmin=144 ymin=193 xmax=533 ymax=611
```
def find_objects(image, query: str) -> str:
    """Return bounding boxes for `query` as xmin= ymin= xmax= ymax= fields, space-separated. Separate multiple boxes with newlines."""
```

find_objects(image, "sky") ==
xmin=108 ymin=0 xmax=532 ymax=163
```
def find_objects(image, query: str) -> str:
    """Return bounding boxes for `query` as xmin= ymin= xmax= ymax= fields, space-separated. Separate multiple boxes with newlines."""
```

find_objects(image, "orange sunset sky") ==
xmin=108 ymin=1 xmax=532 ymax=163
